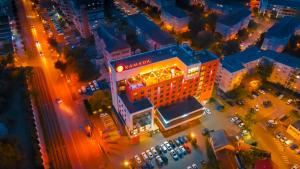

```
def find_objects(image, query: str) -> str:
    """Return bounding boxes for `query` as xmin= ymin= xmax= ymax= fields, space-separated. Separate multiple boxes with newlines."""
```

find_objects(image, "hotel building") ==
xmin=108 ymin=44 xmax=219 ymax=139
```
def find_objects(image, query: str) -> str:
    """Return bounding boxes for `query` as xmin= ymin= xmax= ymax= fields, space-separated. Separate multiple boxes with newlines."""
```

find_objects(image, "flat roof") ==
xmin=194 ymin=49 xmax=219 ymax=63
xmin=95 ymin=24 xmax=130 ymax=52
xmin=119 ymin=93 xmax=153 ymax=114
xmin=268 ymin=0 xmax=300 ymax=10
xmin=217 ymin=8 xmax=251 ymax=26
xmin=110 ymin=45 xmax=200 ymax=71
xmin=265 ymin=17 xmax=300 ymax=39
xmin=221 ymin=46 xmax=300 ymax=73
xmin=127 ymin=14 xmax=175 ymax=45
xmin=291 ymin=119 xmax=300 ymax=131
xmin=162 ymin=6 xmax=188 ymax=18
xmin=157 ymin=97 xmax=203 ymax=122
xmin=210 ymin=129 xmax=230 ymax=150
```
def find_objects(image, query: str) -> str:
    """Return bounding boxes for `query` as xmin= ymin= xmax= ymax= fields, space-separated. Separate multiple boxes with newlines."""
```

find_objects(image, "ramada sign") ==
xmin=116 ymin=59 xmax=151 ymax=72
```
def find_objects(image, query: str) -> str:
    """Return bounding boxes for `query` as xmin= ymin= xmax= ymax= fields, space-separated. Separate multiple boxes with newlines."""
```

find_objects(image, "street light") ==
xmin=124 ymin=160 xmax=129 ymax=168
xmin=191 ymin=133 xmax=195 ymax=138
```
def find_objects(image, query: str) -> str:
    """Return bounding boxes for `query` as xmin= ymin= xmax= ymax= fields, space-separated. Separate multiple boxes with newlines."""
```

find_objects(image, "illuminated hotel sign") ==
xmin=116 ymin=59 xmax=151 ymax=72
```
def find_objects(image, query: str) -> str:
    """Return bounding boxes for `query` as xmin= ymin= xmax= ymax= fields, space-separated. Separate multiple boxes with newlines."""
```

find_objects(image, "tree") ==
xmin=188 ymin=17 xmax=205 ymax=35
xmin=0 ymin=141 xmax=22 ymax=169
xmin=222 ymin=40 xmax=240 ymax=56
xmin=54 ymin=60 xmax=67 ymax=72
xmin=248 ymin=20 xmax=258 ymax=31
xmin=256 ymin=59 xmax=273 ymax=81
xmin=88 ymin=90 xmax=112 ymax=112
xmin=48 ymin=38 xmax=58 ymax=49
xmin=192 ymin=31 xmax=214 ymax=49
xmin=237 ymin=28 xmax=249 ymax=42
xmin=205 ymin=13 xmax=218 ymax=31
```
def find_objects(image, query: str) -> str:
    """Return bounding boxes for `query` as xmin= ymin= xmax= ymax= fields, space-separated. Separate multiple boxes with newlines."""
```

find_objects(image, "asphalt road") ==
xmin=16 ymin=0 xmax=108 ymax=168
xmin=31 ymin=68 xmax=72 ymax=169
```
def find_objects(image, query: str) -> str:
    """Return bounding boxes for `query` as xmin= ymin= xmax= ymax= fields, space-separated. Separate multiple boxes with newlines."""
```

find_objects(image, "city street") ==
xmin=240 ymin=17 xmax=274 ymax=50
xmin=15 ymin=0 xmax=109 ymax=168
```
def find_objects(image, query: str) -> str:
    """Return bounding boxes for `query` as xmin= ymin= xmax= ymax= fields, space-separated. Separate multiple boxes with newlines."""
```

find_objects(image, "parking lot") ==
xmin=216 ymin=86 xmax=300 ymax=168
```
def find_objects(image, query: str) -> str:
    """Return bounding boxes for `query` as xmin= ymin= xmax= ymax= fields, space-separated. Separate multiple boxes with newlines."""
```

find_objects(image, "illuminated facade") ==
xmin=215 ymin=8 xmax=251 ymax=40
xmin=109 ymin=45 xmax=219 ymax=137
xmin=259 ymin=0 xmax=300 ymax=17
xmin=287 ymin=120 xmax=300 ymax=140
xmin=161 ymin=6 xmax=189 ymax=33
xmin=217 ymin=47 xmax=300 ymax=93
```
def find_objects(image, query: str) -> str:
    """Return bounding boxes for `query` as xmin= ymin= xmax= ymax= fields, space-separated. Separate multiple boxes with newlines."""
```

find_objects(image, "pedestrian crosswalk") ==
xmin=273 ymin=138 xmax=290 ymax=164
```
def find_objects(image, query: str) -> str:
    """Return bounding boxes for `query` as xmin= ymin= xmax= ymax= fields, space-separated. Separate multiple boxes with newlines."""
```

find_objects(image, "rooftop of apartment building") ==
xmin=265 ymin=16 xmax=300 ymax=39
xmin=71 ymin=0 xmax=103 ymax=9
xmin=210 ymin=129 xmax=231 ymax=150
xmin=95 ymin=23 xmax=130 ymax=53
xmin=291 ymin=119 xmax=300 ymax=131
xmin=127 ymin=13 xmax=175 ymax=46
xmin=161 ymin=6 xmax=188 ymax=18
xmin=266 ymin=0 xmax=300 ymax=9
xmin=119 ymin=93 xmax=153 ymax=114
xmin=221 ymin=46 xmax=300 ymax=73
xmin=217 ymin=7 xmax=251 ymax=26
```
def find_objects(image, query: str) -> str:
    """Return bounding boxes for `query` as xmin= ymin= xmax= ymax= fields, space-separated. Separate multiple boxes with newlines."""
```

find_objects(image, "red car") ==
xmin=183 ymin=144 xmax=191 ymax=153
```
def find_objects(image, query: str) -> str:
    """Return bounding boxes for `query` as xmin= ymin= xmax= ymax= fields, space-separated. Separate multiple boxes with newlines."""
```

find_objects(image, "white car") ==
xmin=134 ymin=155 xmax=142 ymax=165
xmin=258 ymin=89 xmax=266 ymax=94
xmin=150 ymin=147 xmax=158 ymax=156
xmin=285 ymin=140 xmax=293 ymax=145
xmin=93 ymin=80 xmax=99 ymax=90
xmin=238 ymin=123 xmax=245 ymax=128
xmin=278 ymin=94 xmax=284 ymax=100
xmin=161 ymin=144 xmax=167 ymax=153
xmin=192 ymin=163 xmax=198 ymax=169
xmin=286 ymin=99 xmax=293 ymax=105
xmin=146 ymin=149 xmax=153 ymax=159
xmin=230 ymin=116 xmax=239 ymax=123
xmin=55 ymin=98 xmax=63 ymax=104
xmin=164 ymin=141 xmax=172 ymax=151
xmin=241 ymin=130 xmax=250 ymax=136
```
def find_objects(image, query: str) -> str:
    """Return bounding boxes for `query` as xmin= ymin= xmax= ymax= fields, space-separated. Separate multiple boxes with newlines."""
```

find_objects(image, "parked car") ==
xmin=287 ymin=99 xmax=293 ymax=105
xmin=179 ymin=145 xmax=187 ymax=155
xmin=134 ymin=155 xmax=142 ymax=165
xmin=178 ymin=136 xmax=186 ymax=144
xmin=155 ymin=155 xmax=164 ymax=167
xmin=145 ymin=160 xmax=154 ymax=169
xmin=175 ymin=147 xmax=183 ymax=158
xmin=238 ymin=123 xmax=245 ymax=128
xmin=258 ymin=89 xmax=266 ymax=94
xmin=275 ymin=132 xmax=283 ymax=139
xmin=160 ymin=154 xmax=168 ymax=164
xmin=150 ymin=147 xmax=158 ymax=156
xmin=161 ymin=144 xmax=168 ymax=153
xmin=174 ymin=138 xmax=181 ymax=146
xmin=55 ymin=98 xmax=63 ymax=104
xmin=183 ymin=144 xmax=191 ymax=153
xmin=170 ymin=150 xmax=179 ymax=160
xmin=278 ymin=94 xmax=284 ymax=100
xmin=146 ymin=149 xmax=153 ymax=159
xmin=168 ymin=140 xmax=176 ymax=148
xmin=230 ymin=116 xmax=239 ymax=123
xmin=141 ymin=152 xmax=148 ymax=161
xmin=155 ymin=145 xmax=163 ymax=154
xmin=164 ymin=141 xmax=172 ymax=151
xmin=192 ymin=164 xmax=198 ymax=169
xmin=290 ymin=144 xmax=298 ymax=150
